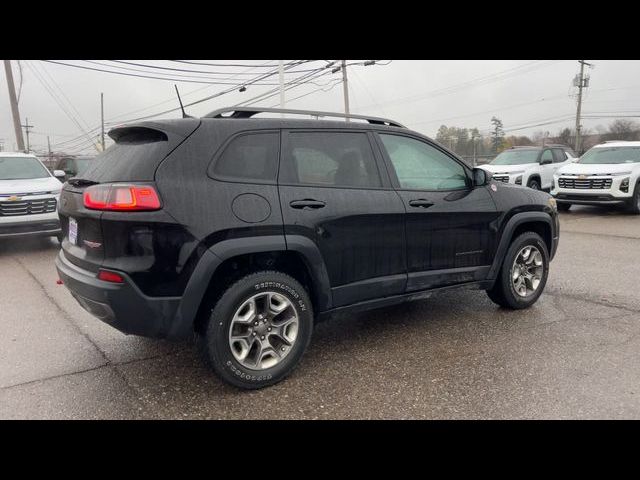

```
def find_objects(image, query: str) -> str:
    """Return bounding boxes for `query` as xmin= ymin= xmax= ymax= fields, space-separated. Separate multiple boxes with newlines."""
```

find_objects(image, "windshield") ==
xmin=0 ymin=156 xmax=51 ymax=180
xmin=75 ymin=158 xmax=93 ymax=175
xmin=579 ymin=147 xmax=640 ymax=164
xmin=490 ymin=149 xmax=539 ymax=165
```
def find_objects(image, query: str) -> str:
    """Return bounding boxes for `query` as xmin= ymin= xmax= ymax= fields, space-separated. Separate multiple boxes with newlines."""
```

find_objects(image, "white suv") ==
xmin=552 ymin=141 xmax=640 ymax=213
xmin=0 ymin=152 xmax=65 ymax=240
xmin=480 ymin=145 xmax=577 ymax=191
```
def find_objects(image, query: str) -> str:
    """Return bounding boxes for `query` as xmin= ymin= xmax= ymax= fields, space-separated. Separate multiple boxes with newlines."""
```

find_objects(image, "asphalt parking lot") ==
xmin=1 ymin=206 xmax=640 ymax=419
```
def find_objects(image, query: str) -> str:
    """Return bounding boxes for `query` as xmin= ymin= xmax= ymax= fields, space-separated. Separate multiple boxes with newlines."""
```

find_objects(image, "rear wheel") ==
xmin=557 ymin=203 xmax=571 ymax=212
xmin=527 ymin=178 xmax=541 ymax=190
xmin=203 ymin=271 xmax=313 ymax=389
xmin=487 ymin=232 xmax=549 ymax=309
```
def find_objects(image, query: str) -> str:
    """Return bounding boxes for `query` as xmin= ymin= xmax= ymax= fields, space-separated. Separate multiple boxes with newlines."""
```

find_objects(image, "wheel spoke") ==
xmin=268 ymin=292 xmax=290 ymax=314
xmin=234 ymin=298 xmax=257 ymax=323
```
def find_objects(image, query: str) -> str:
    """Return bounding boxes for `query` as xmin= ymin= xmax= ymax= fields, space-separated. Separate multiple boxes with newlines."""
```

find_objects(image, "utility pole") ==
xmin=574 ymin=60 xmax=593 ymax=154
xmin=22 ymin=117 xmax=33 ymax=153
xmin=47 ymin=136 xmax=52 ymax=168
xmin=472 ymin=134 xmax=479 ymax=167
xmin=100 ymin=93 xmax=105 ymax=151
xmin=278 ymin=61 xmax=285 ymax=111
xmin=3 ymin=60 xmax=25 ymax=152
xmin=341 ymin=60 xmax=350 ymax=121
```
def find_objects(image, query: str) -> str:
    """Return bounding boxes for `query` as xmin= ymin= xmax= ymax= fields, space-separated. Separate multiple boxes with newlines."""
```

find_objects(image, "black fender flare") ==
xmin=486 ymin=211 xmax=553 ymax=282
xmin=167 ymin=235 xmax=332 ymax=338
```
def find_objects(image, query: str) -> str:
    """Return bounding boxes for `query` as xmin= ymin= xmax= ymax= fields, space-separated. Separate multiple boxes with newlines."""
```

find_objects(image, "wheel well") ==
xmin=193 ymin=250 xmax=317 ymax=335
xmin=527 ymin=174 xmax=540 ymax=185
xmin=511 ymin=221 xmax=551 ymax=253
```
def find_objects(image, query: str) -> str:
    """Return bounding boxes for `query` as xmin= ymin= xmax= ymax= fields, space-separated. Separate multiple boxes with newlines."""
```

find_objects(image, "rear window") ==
xmin=79 ymin=128 xmax=170 ymax=183
xmin=210 ymin=131 xmax=279 ymax=182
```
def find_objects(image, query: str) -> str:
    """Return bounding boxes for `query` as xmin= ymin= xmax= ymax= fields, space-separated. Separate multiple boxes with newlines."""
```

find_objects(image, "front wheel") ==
xmin=204 ymin=271 xmax=313 ymax=389
xmin=626 ymin=182 xmax=640 ymax=214
xmin=527 ymin=178 xmax=541 ymax=190
xmin=487 ymin=232 xmax=549 ymax=309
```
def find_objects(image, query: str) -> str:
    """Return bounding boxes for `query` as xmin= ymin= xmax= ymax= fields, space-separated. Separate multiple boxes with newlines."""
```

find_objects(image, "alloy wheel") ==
xmin=511 ymin=245 xmax=544 ymax=297
xmin=228 ymin=292 xmax=299 ymax=370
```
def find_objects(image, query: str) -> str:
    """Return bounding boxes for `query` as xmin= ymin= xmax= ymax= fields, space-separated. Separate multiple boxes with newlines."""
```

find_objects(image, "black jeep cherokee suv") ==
xmin=55 ymin=107 xmax=559 ymax=389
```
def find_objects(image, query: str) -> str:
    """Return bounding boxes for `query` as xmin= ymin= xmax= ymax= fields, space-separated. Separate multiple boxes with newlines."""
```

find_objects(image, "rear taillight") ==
xmin=83 ymin=184 xmax=161 ymax=211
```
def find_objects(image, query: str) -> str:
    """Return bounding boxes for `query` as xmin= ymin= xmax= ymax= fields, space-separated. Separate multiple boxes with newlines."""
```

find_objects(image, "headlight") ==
xmin=515 ymin=175 xmax=523 ymax=185
xmin=548 ymin=197 xmax=557 ymax=212
xmin=621 ymin=177 xmax=630 ymax=193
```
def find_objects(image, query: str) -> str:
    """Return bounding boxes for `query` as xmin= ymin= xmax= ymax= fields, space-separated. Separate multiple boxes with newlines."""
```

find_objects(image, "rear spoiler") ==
xmin=108 ymin=119 xmax=201 ymax=143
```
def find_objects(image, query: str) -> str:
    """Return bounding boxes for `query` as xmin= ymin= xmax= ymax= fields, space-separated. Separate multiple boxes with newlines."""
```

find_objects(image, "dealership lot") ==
xmin=1 ymin=206 xmax=639 ymax=419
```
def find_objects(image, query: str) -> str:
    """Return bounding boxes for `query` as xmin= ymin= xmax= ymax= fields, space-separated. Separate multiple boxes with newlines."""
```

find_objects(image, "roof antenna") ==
xmin=174 ymin=84 xmax=192 ymax=118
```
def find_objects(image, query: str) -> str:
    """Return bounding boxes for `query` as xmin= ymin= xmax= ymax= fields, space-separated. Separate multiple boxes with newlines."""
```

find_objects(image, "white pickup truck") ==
xmin=480 ymin=145 xmax=578 ymax=191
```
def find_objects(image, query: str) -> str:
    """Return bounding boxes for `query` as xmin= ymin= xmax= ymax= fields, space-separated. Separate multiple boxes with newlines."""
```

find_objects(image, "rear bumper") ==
xmin=55 ymin=250 xmax=181 ymax=338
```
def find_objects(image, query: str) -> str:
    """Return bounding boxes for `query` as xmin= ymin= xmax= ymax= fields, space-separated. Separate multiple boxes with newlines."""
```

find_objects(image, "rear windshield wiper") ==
xmin=67 ymin=178 xmax=99 ymax=187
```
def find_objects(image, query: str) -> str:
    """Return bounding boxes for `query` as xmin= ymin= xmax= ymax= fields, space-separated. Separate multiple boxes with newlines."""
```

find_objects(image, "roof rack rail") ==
xmin=204 ymin=107 xmax=406 ymax=128
xmin=604 ymin=140 xmax=628 ymax=143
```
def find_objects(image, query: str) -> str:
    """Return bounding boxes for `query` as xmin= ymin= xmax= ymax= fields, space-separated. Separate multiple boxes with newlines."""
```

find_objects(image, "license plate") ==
xmin=68 ymin=218 xmax=78 ymax=245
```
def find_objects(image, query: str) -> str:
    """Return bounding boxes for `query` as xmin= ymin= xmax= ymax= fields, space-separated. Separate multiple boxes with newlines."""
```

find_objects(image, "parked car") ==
xmin=479 ymin=145 xmax=577 ymax=191
xmin=551 ymin=141 xmax=640 ymax=213
xmin=55 ymin=107 xmax=559 ymax=389
xmin=54 ymin=155 xmax=95 ymax=182
xmin=0 ymin=152 xmax=64 ymax=241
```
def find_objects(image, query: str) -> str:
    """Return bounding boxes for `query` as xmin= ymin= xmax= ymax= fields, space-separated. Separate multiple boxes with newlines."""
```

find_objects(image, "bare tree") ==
xmin=608 ymin=119 xmax=639 ymax=140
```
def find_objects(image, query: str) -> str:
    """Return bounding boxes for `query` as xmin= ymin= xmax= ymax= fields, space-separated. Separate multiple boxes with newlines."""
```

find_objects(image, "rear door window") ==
xmin=280 ymin=131 xmax=381 ymax=188
xmin=552 ymin=148 xmax=567 ymax=163
xmin=541 ymin=149 xmax=553 ymax=163
xmin=210 ymin=131 xmax=280 ymax=183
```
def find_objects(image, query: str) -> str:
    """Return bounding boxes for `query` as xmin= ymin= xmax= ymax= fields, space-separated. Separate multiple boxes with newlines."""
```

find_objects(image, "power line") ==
xmin=25 ymin=61 xmax=100 ymax=152
xmin=46 ymin=61 xmax=300 ymax=147
xmin=172 ymin=60 xmax=294 ymax=67
xmin=358 ymin=60 xmax=562 ymax=112
xmin=38 ymin=61 xmax=95 ymax=136
xmin=110 ymin=60 xmax=321 ymax=75
xmin=44 ymin=60 xmax=315 ymax=86
xmin=46 ymin=61 xmax=280 ymax=148
xmin=111 ymin=62 xmax=324 ymax=124
xmin=237 ymin=69 xmax=333 ymax=108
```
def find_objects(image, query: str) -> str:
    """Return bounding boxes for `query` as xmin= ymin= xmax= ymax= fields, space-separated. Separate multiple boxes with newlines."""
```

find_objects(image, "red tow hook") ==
xmin=56 ymin=279 xmax=64 ymax=285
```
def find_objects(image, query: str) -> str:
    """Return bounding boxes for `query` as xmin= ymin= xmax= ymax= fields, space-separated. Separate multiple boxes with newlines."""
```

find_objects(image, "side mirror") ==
xmin=53 ymin=170 xmax=66 ymax=179
xmin=540 ymin=158 xmax=552 ymax=165
xmin=473 ymin=167 xmax=492 ymax=186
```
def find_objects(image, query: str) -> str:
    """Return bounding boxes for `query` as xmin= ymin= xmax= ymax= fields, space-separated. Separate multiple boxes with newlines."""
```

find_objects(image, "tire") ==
xmin=486 ymin=232 xmax=549 ymax=310
xmin=203 ymin=271 xmax=313 ymax=389
xmin=626 ymin=182 xmax=640 ymax=214
xmin=557 ymin=203 xmax=571 ymax=212
xmin=56 ymin=233 xmax=63 ymax=243
xmin=527 ymin=178 xmax=541 ymax=190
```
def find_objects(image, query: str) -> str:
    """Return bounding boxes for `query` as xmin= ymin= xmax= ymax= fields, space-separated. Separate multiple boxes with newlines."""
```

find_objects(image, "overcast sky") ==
xmin=2 ymin=60 xmax=640 ymax=155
